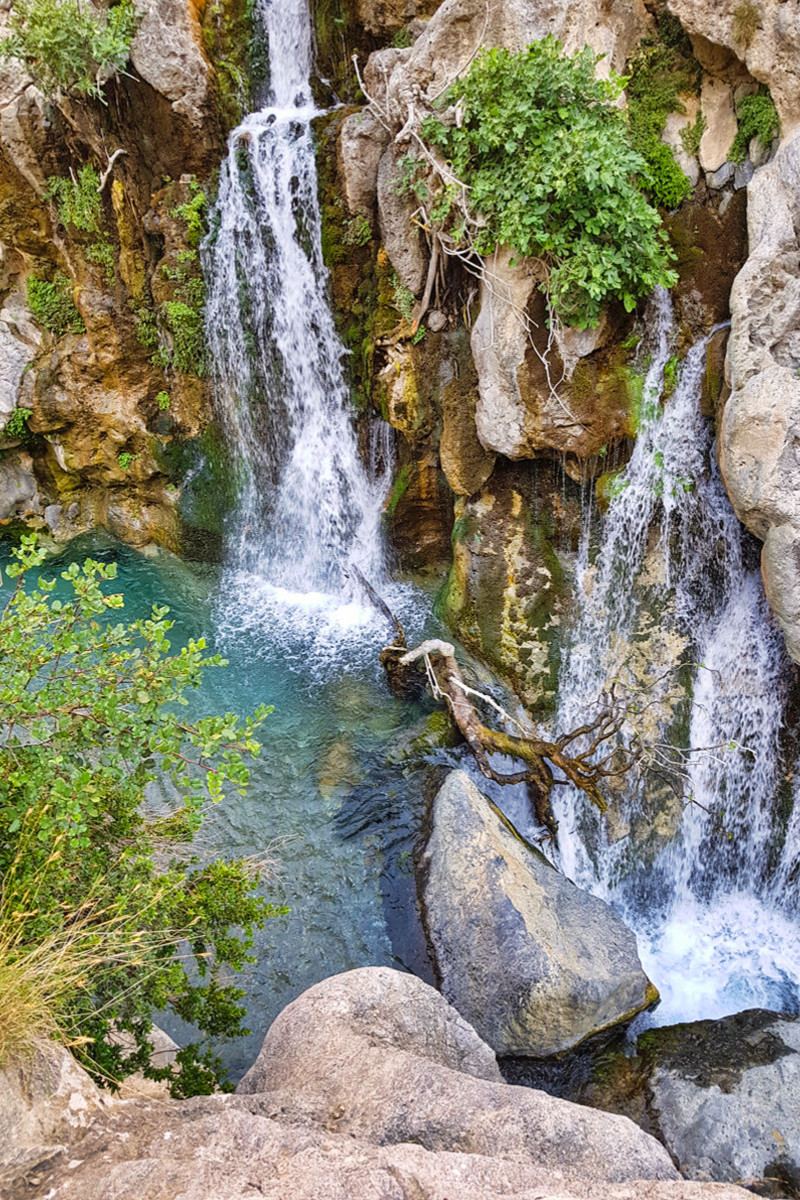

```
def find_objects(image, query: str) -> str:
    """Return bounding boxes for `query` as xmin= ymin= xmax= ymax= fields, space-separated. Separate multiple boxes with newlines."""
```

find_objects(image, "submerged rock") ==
xmin=419 ymin=770 xmax=658 ymax=1057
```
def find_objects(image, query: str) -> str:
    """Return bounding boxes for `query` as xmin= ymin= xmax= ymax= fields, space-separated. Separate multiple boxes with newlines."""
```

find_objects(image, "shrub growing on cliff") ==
xmin=730 ymin=88 xmax=780 ymax=163
xmin=0 ymin=0 xmax=138 ymax=102
xmin=0 ymin=536 xmax=285 ymax=1094
xmin=27 ymin=271 xmax=84 ymax=336
xmin=418 ymin=37 xmax=678 ymax=329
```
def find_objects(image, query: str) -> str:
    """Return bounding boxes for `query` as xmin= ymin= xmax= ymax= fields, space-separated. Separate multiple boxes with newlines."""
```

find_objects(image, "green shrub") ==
xmin=86 ymin=238 xmax=116 ymax=285
xmin=343 ymin=214 xmax=372 ymax=247
xmin=171 ymin=180 xmax=208 ymax=249
xmin=117 ymin=450 xmax=137 ymax=469
xmin=157 ymin=390 xmax=171 ymax=410
xmin=0 ymin=0 xmax=138 ymax=101
xmin=390 ymin=271 xmax=416 ymax=322
xmin=730 ymin=88 xmax=780 ymax=163
xmin=1 ymin=407 xmax=33 ymax=442
xmin=0 ymin=536 xmax=285 ymax=1093
xmin=27 ymin=272 xmax=84 ymax=336
xmin=420 ymin=37 xmax=678 ymax=328
xmin=679 ymin=110 xmax=706 ymax=156
xmin=45 ymin=165 xmax=102 ymax=232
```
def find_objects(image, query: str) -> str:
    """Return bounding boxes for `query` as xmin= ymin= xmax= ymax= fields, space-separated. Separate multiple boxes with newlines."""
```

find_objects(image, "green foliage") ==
xmin=411 ymin=324 xmax=427 ymax=344
xmin=343 ymin=214 xmax=372 ymax=247
xmin=0 ymin=536 xmax=285 ymax=1093
xmin=391 ymin=272 xmax=416 ymax=322
xmin=0 ymin=0 xmax=138 ymax=102
xmin=391 ymin=27 xmax=412 ymax=48
xmin=157 ymin=390 xmax=171 ymax=411
xmin=171 ymin=181 xmax=208 ymax=249
xmin=117 ymin=451 xmax=137 ymax=469
xmin=730 ymin=88 xmax=780 ymax=163
xmin=27 ymin=272 xmax=84 ymax=336
xmin=420 ymin=37 xmax=678 ymax=328
xmin=679 ymin=110 xmax=706 ymax=156
xmin=625 ymin=20 xmax=700 ymax=209
xmin=1 ymin=408 xmax=33 ymax=442
xmin=45 ymin=165 xmax=102 ymax=232
xmin=732 ymin=1 xmax=760 ymax=46
xmin=45 ymin=166 xmax=117 ymax=285
xmin=159 ymin=292 xmax=207 ymax=376
xmin=663 ymin=353 xmax=680 ymax=398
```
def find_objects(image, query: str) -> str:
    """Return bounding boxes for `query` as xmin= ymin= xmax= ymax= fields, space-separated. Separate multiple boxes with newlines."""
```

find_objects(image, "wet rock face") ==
xmin=437 ymin=458 xmax=574 ymax=710
xmin=580 ymin=1010 xmax=800 ymax=1197
xmin=718 ymin=129 xmax=800 ymax=663
xmin=419 ymin=771 xmax=658 ymax=1058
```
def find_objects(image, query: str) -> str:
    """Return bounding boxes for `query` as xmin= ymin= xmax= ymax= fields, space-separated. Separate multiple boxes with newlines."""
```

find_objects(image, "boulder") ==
xmin=377 ymin=147 xmax=427 ymax=294
xmin=420 ymin=770 xmax=658 ymax=1056
xmin=338 ymin=110 xmax=389 ymax=216
xmin=1 ymin=973 xmax=758 ymax=1200
xmin=718 ymin=128 xmax=800 ymax=663
xmin=699 ymin=76 xmax=737 ymax=173
xmin=585 ymin=1010 xmax=800 ymax=1195
xmin=130 ymin=0 xmax=210 ymax=126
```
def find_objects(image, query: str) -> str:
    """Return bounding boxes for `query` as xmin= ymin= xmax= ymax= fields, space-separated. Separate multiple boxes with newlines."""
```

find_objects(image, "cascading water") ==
xmin=554 ymin=289 xmax=800 ymax=1023
xmin=204 ymin=0 xmax=391 ymax=630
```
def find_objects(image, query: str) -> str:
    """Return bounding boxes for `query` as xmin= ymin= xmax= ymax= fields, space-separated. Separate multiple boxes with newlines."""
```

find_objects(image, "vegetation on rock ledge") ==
xmin=417 ymin=37 xmax=678 ymax=329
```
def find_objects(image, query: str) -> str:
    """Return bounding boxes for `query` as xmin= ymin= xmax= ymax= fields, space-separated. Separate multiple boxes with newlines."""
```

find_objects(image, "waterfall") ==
xmin=203 ymin=0 xmax=390 ymax=617
xmin=554 ymin=289 xmax=800 ymax=1022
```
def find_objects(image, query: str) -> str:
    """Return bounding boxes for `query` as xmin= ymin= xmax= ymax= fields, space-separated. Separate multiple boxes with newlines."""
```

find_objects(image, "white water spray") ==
xmin=204 ymin=0 xmax=391 ymax=620
xmin=554 ymin=290 xmax=800 ymax=1022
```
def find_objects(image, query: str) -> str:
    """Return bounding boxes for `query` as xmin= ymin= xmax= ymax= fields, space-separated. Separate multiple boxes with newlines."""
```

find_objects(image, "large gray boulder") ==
xmin=1 ymin=970 xmax=756 ymax=1199
xmin=420 ymin=771 xmax=657 ymax=1056
xmin=587 ymin=1009 xmax=800 ymax=1195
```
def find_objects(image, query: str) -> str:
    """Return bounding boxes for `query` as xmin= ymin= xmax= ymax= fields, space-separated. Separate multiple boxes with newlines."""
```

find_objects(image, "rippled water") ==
xmin=2 ymin=535 xmax=435 ymax=1079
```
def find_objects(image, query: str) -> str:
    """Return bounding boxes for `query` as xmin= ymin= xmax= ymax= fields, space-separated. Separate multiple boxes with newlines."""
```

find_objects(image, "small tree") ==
xmin=0 ymin=535 xmax=284 ymax=1095
xmin=0 ymin=0 xmax=138 ymax=102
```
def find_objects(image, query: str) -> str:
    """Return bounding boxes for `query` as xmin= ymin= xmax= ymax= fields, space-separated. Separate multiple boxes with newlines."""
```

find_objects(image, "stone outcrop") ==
xmin=578 ymin=1009 xmax=800 ymax=1195
xmin=718 ymin=129 xmax=800 ymax=662
xmin=419 ymin=771 xmax=658 ymax=1057
xmin=668 ymin=0 xmax=800 ymax=130
xmin=5 ymin=968 xmax=762 ymax=1200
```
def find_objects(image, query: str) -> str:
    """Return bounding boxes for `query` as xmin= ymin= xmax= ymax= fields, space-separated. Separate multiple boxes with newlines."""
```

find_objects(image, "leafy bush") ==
xmin=679 ymin=110 xmax=706 ymax=156
xmin=730 ymin=88 xmax=780 ymax=163
xmin=27 ymin=271 xmax=84 ymax=336
xmin=1 ymin=407 xmax=33 ymax=441
xmin=171 ymin=180 xmax=208 ymax=249
xmin=0 ymin=0 xmax=138 ymax=101
xmin=420 ymin=37 xmax=678 ymax=328
xmin=45 ymin=165 xmax=102 ymax=232
xmin=0 ymin=536 xmax=285 ymax=1092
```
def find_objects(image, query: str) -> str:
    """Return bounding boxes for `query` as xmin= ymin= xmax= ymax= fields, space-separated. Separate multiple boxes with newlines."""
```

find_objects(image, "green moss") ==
xmin=662 ymin=353 xmax=680 ymax=399
xmin=730 ymin=88 xmax=780 ymax=163
xmin=385 ymin=462 xmax=412 ymax=518
xmin=626 ymin=17 xmax=700 ymax=209
xmin=27 ymin=271 xmax=84 ymax=336
xmin=202 ymin=0 xmax=267 ymax=130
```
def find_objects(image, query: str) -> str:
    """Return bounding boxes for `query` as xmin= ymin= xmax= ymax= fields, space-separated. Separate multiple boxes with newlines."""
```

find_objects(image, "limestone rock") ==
xmin=1 ymin=975 xmax=760 ymax=1200
xmin=718 ymin=128 xmax=800 ymax=662
xmin=699 ymin=77 xmax=737 ymax=172
xmin=130 ymin=0 xmax=210 ymax=125
xmin=588 ymin=1010 xmax=800 ymax=1194
xmin=668 ymin=0 xmax=800 ymax=129
xmin=0 ymin=1038 xmax=111 ymax=1186
xmin=0 ymin=449 xmax=41 ymax=520
xmin=437 ymin=461 xmax=568 ymax=706
xmin=338 ymin=110 xmax=389 ymax=215
xmin=0 ymin=293 xmax=40 ymax=427
xmin=377 ymin=148 xmax=427 ymax=294
xmin=420 ymin=771 xmax=658 ymax=1057
xmin=439 ymin=346 xmax=496 ymax=495
xmin=662 ymin=101 xmax=701 ymax=188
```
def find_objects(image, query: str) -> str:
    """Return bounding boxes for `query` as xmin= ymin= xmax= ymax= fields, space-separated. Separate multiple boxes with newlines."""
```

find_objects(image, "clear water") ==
xmin=0 ymin=534 xmax=435 ymax=1079
xmin=554 ymin=290 xmax=800 ymax=1025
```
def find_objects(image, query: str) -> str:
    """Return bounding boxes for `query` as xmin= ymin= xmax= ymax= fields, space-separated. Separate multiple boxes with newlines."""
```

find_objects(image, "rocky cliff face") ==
xmin=325 ymin=0 xmax=780 ymax=691
xmin=0 ymin=0 xmax=257 ymax=556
